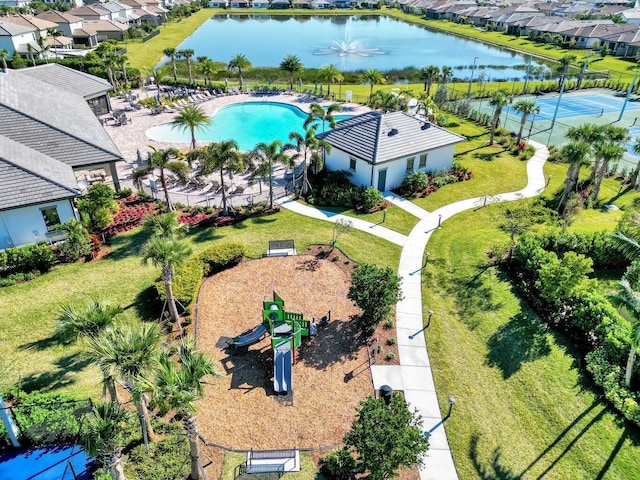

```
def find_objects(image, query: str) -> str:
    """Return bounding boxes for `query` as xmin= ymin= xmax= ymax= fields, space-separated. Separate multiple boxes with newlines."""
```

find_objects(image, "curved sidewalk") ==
xmin=278 ymin=140 xmax=549 ymax=480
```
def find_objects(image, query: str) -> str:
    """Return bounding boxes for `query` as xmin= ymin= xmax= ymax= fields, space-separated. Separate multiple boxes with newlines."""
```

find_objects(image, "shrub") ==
xmin=77 ymin=183 xmax=118 ymax=232
xmin=401 ymin=171 xmax=429 ymax=195
xmin=319 ymin=448 xmax=358 ymax=480
xmin=387 ymin=337 xmax=396 ymax=345
xmin=199 ymin=243 xmax=245 ymax=276
xmin=56 ymin=220 xmax=92 ymax=263
xmin=385 ymin=352 xmax=395 ymax=360
xmin=0 ymin=243 xmax=55 ymax=278
xmin=359 ymin=187 xmax=383 ymax=211
xmin=432 ymin=174 xmax=459 ymax=188
xmin=115 ymin=187 xmax=133 ymax=199
xmin=383 ymin=319 xmax=394 ymax=329
xmin=155 ymin=257 xmax=204 ymax=306
xmin=348 ymin=264 xmax=402 ymax=333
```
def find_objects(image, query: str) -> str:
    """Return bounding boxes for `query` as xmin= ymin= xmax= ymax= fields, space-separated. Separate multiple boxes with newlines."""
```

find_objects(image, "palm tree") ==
xmin=82 ymin=401 xmax=129 ymax=480
xmin=142 ymin=238 xmax=192 ymax=330
xmin=608 ymin=280 xmax=640 ymax=388
xmin=57 ymin=299 xmax=123 ymax=342
xmin=196 ymin=57 xmax=217 ymax=87
xmin=36 ymin=36 xmax=50 ymax=63
xmin=420 ymin=65 xmax=440 ymax=96
xmin=591 ymin=133 xmax=627 ymax=202
xmin=304 ymin=102 xmax=342 ymax=133
xmin=287 ymin=127 xmax=331 ymax=196
xmin=488 ymin=89 xmax=512 ymax=145
xmin=250 ymin=140 xmax=294 ymax=209
xmin=164 ymin=47 xmax=178 ymax=82
xmin=557 ymin=141 xmax=591 ymax=213
xmin=416 ymin=92 xmax=438 ymax=121
xmin=228 ymin=53 xmax=251 ymax=90
xmin=151 ymin=340 xmax=222 ymax=480
xmin=362 ymin=68 xmax=385 ymax=96
xmin=147 ymin=67 xmax=164 ymax=92
xmin=143 ymin=211 xmax=188 ymax=240
xmin=192 ymin=140 xmax=245 ymax=215
xmin=280 ymin=54 xmax=304 ymax=91
xmin=26 ymin=43 xmax=36 ymax=67
xmin=86 ymin=334 xmax=121 ymax=403
xmin=317 ymin=64 xmax=343 ymax=97
xmin=117 ymin=54 xmax=129 ymax=85
xmin=132 ymin=147 xmax=190 ymax=210
xmin=558 ymin=54 xmax=577 ymax=88
xmin=102 ymin=50 xmax=118 ymax=88
xmin=0 ymin=49 xmax=8 ymax=70
xmin=92 ymin=324 xmax=162 ymax=452
xmin=629 ymin=138 xmax=640 ymax=189
xmin=512 ymin=100 xmax=540 ymax=144
xmin=178 ymin=49 xmax=195 ymax=84
xmin=440 ymin=66 xmax=453 ymax=86
xmin=170 ymin=105 xmax=212 ymax=151
xmin=368 ymin=90 xmax=400 ymax=113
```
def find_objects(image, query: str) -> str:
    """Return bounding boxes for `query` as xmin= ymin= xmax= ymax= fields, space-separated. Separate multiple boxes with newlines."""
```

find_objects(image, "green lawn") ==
xmin=422 ymin=207 xmax=640 ymax=480
xmin=0 ymin=209 xmax=400 ymax=397
xmin=310 ymin=205 xmax=419 ymax=236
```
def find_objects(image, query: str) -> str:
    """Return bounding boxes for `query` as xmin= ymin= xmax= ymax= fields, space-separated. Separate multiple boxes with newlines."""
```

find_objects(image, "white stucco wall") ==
xmin=0 ymin=200 xmax=75 ymax=250
xmin=0 ymin=31 xmax=36 ymax=56
xmin=325 ymin=144 xmax=457 ymax=191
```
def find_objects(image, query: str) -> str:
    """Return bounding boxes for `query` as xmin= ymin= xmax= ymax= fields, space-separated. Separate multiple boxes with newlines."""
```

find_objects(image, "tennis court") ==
xmin=506 ymin=92 xmax=640 ymax=121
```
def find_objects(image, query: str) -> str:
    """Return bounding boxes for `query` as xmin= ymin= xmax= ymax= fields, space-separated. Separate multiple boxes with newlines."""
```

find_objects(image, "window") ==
xmin=41 ymin=207 xmax=61 ymax=232
xmin=419 ymin=154 xmax=428 ymax=168
xmin=406 ymin=157 xmax=415 ymax=172
xmin=349 ymin=158 xmax=357 ymax=171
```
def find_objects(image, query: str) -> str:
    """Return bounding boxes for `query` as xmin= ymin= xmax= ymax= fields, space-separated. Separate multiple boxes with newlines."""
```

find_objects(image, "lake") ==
xmin=174 ymin=14 xmax=547 ymax=81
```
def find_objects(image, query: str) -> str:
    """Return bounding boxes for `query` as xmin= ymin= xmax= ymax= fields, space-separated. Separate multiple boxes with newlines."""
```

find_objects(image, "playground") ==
xmin=195 ymin=247 xmax=397 ymax=462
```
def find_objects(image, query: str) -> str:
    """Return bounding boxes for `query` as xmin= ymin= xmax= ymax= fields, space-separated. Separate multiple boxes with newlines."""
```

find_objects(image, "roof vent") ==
xmin=421 ymin=123 xmax=431 ymax=130
xmin=388 ymin=128 xmax=399 ymax=137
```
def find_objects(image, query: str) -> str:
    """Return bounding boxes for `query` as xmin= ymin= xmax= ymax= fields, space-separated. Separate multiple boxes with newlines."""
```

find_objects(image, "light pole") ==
xmin=408 ymin=310 xmax=433 ymax=340
xmin=446 ymin=397 xmax=456 ymax=418
xmin=467 ymin=56 xmax=478 ymax=99
xmin=437 ymin=213 xmax=442 ymax=228
xmin=426 ymin=310 xmax=433 ymax=328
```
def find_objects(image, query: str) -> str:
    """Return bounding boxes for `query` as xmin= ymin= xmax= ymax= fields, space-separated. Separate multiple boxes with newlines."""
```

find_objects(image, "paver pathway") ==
xmin=278 ymin=140 xmax=549 ymax=480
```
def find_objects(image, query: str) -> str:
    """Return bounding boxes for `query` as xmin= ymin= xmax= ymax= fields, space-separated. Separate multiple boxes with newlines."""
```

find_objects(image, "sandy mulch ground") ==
xmin=195 ymin=249 xmax=415 ymax=480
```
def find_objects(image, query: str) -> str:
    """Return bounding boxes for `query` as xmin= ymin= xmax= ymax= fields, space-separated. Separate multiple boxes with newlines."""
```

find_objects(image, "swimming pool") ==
xmin=0 ymin=445 xmax=92 ymax=479
xmin=146 ymin=102 xmax=350 ymax=151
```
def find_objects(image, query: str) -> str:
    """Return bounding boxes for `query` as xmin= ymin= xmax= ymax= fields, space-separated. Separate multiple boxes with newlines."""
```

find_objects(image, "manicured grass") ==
xmin=0 ymin=209 xmax=400 ymax=397
xmin=410 ymin=121 xmax=529 ymax=211
xmin=311 ymin=205 xmax=419 ymax=236
xmin=422 ymin=207 xmax=640 ymax=480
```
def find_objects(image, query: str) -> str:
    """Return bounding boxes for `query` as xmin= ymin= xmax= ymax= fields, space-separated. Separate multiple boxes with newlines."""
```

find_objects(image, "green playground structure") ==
xmin=230 ymin=292 xmax=317 ymax=393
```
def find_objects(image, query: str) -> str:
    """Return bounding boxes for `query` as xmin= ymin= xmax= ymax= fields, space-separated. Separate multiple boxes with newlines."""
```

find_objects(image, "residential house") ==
xmin=0 ymin=21 xmax=37 ymax=59
xmin=0 ymin=67 xmax=124 ymax=249
xmin=209 ymin=0 xmax=229 ymax=7
xmin=100 ymin=1 xmax=138 ymax=24
xmin=0 ymin=0 xmax=31 ymax=7
xmin=317 ymin=112 xmax=466 ymax=192
xmin=250 ymin=0 xmax=269 ymax=7
xmin=41 ymin=0 xmax=84 ymax=7
xmin=311 ymin=0 xmax=331 ymax=8
xmin=1 ymin=14 xmax=73 ymax=56
xmin=18 ymin=63 xmax=114 ymax=115
xmin=82 ymin=19 xmax=129 ymax=41
xmin=229 ymin=0 xmax=250 ymax=7
xmin=68 ymin=4 xmax=113 ymax=21
xmin=35 ymin=10 xmax=85 ymax=40
xmin=292 ymin=0 xmax=312 ymax=7
xmin=271 ymin=0 xmax=290 ymax=7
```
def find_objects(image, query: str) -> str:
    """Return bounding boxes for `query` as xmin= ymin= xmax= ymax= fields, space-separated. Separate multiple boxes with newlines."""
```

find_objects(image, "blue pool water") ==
xmin=0 ymin=445 xmax=92 ymax=479
xmin=146 ymin=102 xmax=350 ymax=151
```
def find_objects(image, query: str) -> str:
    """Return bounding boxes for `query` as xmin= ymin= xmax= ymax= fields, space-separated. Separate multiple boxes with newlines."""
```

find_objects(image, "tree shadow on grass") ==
xmin=485 ymin=310 xmax=551 ymax=379
xmin=104 ymin=228 xmax=149 ymax=261
xmin=188 ymin=226 xmax=226 ymax=244
xmin=19 ymin=353 xmax=92 ymax=393
xmin=473 ymin=151 xmax=504 ymax=162
xmin=469 ymin=433 xmax=523 ymax=480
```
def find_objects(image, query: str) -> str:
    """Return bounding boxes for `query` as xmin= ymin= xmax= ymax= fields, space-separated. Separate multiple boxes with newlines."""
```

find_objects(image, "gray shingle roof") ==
xmin=318 ymin=111 xmax=466 ymax=164
xmin=0 ymin=68 xmax=122 ymax=168
xmin=17 ymin=63 xmax=112 ymax=99
xmin=0 ymin=135 xmax=79 ymax=211
xmin=0 ymin=20 xmax=36 ymax=36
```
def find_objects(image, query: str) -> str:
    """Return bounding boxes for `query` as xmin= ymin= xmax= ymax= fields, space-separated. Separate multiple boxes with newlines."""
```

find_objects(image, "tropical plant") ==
xmin=557 ymin=54 xmax=577 ymax=88
xmin=76 ymin=183 xmax=118 ymax=232
xmin=191 ymin=140 xmax=246 ymax=215
xmin=317 ymin=64 xmax=343 ymax=97
xmin=178 ymin=48 xmax=195 ymax=84
xmin=287 ymin=127 xmax=331 ymax=195
xmin=142 ymin=237 xmax=193 ymax=329
xmin=590 ymin=125 xmax=628 ymax=202
xmin=143 ymin=211 xmax=188 ymax=240
xmin=196 ymin=57 xmax=218 ymax=87
xmin=228 ymin=53 xmax=251 ymax=89
xmin=132 ymin=147 xmax=190 ymax=210
xmin=82 ymin=400 xmax=130 ymax=480
xmin=164 ymin=47 xmax=178 ymax=82
xmin=57 ymin=298 xmax=123 ymax=343
xmin=608 ymin=280 xmax=640 ymax=388
xmin=279 ymin=54 xmax=304 ymax=91
xmin=369 ymin=90 xmax=400 ymax=113
xmin=0 ymin=49 xmax=9 ymax=70
xmin=249 ymin=140 xmax=294 ymax=209
xmin=150 ymin=340 xmax=222 ymax=480
xmin=440 ymin=66 xmax=453 ymax=85
xmin=557 ymin=141 xmax=591 ymax=214
xmin=420 ymin=65 xmax=440 ymax=96
xmin=304 ymin=102 xmax=342 ymax=133
xmin=170 ymin=104 xmax=212 ymax=151
xmin=629 ymin=137 xmax=640 ymax=188
xmin=363 ymin=68 xmax=385 ymax=96
xmin=512 ymin=99 xmax=540 ymax=144
xmin=56 ymin=219 xmax=92 ymax=263
xmin=91 ymin=324 xmax=162 ymax=452
xmin=488 ymin=89 xmax=512 ymax=145
xmin=26 ymin=43 xmax=36 ymax=67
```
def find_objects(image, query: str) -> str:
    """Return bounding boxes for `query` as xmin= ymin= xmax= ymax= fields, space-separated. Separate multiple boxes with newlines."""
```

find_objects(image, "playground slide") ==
xmin=231 ymin=324 xmax=267 ymax=348
xmin=273 ymin=343 xmax=293 ymax=393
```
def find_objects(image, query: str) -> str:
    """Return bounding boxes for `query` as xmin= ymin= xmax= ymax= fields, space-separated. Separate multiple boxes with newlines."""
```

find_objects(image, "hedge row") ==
xmin=509 ymin=232 xmax=639 ymax=427
xmin=0 ymin=243 xmax=55 ymax=279
xmin=155 ymin=243 xmax=245 ymax=306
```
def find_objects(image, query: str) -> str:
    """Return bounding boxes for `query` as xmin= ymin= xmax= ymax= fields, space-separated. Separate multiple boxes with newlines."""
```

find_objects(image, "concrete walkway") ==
xmin=279 ymin=140 xmax=549 ymax=480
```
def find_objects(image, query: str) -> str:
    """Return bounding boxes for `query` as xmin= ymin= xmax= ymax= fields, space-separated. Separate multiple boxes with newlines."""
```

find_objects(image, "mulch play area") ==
xmin=195 ymin=246 xmax=410 ymax=477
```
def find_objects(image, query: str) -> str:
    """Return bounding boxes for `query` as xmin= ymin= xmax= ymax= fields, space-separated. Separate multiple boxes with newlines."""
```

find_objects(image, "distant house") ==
xmin=34 ymin=10 xmax=84 ymax=38
xmin=67 ymin=4 xmax=113 ymax=21
xmin=0 ymin=67 xmax=124 ymax=249
xmin=317 ymin=112 xmax=466 ymax=191
xmin=0 ymin=20 xmax=37 ymax=59
xmin=311 ymin=0 xmax=331 ymax=8
xmin=209 ymin=0 xmax=229 ymax=7
xmin=251 ymin=0 xmax=269 ymax=7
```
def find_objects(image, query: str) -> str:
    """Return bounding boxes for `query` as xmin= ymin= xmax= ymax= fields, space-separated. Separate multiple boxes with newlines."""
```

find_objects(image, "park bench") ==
xmin=245 ymin=449 xmax=300 ymax=476
xmin=266 ymin=240 xmax=296 ymax=257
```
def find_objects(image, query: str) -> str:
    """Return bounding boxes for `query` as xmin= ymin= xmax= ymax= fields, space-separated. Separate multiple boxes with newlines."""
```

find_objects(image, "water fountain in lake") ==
xmin=315 ymin=18 xmax=384 ymax=57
